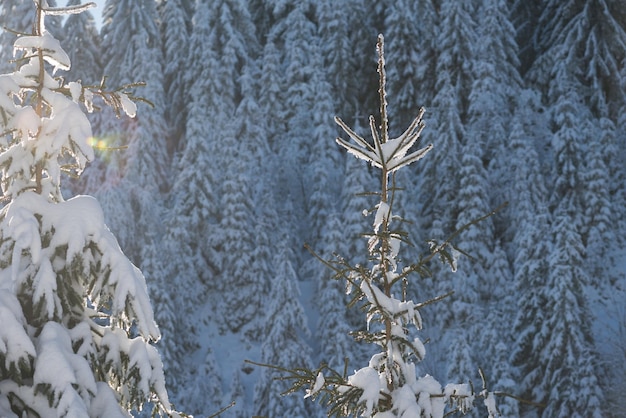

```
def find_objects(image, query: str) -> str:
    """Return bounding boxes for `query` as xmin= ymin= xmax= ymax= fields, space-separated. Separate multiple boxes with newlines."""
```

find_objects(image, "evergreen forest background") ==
xmin=1 ymin=0 xmax=625 ymax=416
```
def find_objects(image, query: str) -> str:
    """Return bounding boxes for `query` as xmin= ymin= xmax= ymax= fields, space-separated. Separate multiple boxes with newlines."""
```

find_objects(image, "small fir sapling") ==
xmin=259 ymin=35 xmax=508 ymax=418
xmin=0 ymin=1 xmax=184 ymax=417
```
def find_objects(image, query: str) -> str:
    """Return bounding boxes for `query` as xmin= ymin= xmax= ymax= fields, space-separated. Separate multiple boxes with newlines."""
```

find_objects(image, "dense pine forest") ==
xmin=1 ymin=0 xmax=625 ymax=417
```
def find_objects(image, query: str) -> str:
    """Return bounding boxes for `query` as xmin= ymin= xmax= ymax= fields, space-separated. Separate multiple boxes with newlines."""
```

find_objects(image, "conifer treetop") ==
xmin=271 ymin=33 xmax=503 ymax=418
xmin=335 ymin=37 xmax=432 ymax=182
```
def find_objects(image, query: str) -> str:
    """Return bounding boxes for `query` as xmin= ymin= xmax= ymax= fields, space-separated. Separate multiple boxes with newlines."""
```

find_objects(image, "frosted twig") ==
xmin=207 ymin=401 xmax=235 ymax=418
xmin=41 ymin=2 xmax=96 ymax=16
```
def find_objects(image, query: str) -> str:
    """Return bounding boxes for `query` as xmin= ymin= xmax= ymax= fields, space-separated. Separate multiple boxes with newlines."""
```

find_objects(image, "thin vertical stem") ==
xmin=375 ymin=34 xmax=395 ymax=391
xmin=34 ymin=0 xmax=45 ymax=194
xmin=376 ymin=34 xmax=389 ymax=205
xmin=377 ymin=34 xmax=388 ymax=146
xmin=35 ymin=0 xmax=43 ymax=36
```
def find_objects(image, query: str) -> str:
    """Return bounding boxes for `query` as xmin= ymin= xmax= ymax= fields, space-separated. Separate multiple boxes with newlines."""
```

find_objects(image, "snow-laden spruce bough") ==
xmin=268 ymin=35 xmax=504 ymax=417
xmin=0 ymin=2 xmax=182 ymax=417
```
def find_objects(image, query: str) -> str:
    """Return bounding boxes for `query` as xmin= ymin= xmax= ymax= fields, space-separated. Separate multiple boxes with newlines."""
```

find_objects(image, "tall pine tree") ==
xmin=253 ymin=248 xmax=314 ymax=417
xmin=0 ymin=2 xmax=179 ymax=416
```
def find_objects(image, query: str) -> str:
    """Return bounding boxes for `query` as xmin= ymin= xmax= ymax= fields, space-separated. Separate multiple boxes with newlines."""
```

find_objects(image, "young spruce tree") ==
xmin=0 ymin=2 xmax=180 ymax=417
xmin=273 ymin=35 xmax=502 ymax=418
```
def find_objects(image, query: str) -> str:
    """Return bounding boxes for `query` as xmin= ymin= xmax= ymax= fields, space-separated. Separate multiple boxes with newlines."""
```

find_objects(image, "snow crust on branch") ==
xmin=13 ymin=31 xmax=71 ymax=73
xmin=1 ymin=191 xmax=160 ymax=339
xmin=335 ymin=114 xmax=432 ymax=174
xmin=0 ymin=290 xmax=36 ymax=371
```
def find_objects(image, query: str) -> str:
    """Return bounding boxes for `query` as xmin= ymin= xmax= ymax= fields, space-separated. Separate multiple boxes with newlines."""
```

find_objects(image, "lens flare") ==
xmin=87 ymin=135 xmax=127 ymax=151
xmin=88 ymin=136 xmax=108 ymax=149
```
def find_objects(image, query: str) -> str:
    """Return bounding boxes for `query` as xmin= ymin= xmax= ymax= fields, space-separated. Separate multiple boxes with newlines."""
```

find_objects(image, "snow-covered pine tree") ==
xmin=483 ymin=340 xmax=519 ymax=418
xmin=509 ymin=0 xmax=542 ymax=74
xmin=526 ymin=0 xmax=626 ymax=257
xmin=549 ymin=75 xmax=586 ymax=220
xmin=540 ymin=202 xmax=605 ymax=417
xmin=156 ymin=219 xmax=209 ymax=408
xmin=530 ymin=0 xmax=626 ymax=120
xmin=274 ymin=34 xmax=502 ymax=418
xmin=442 ymin=137 xmax=492 ymax=395
xmin=443 ymin=137 xmax=492 ymax=328
xmin=582 ymin=118 xmax=613 ymax=270
xmin=304 ymin=46 xmax=343 ymax=247
xmin=215 ymin=139 xmax=260 ymax=333
xmin=159 ymin=0 xmax=253 ymax=378
xmin=582 ymin=25 xmax=626 ymax=267
xmin=419 ymin=0 xmax=480 ymax=239
xmin=244 ymin=223 xmax=274 ymax=342
xmin=423 ymin=66 xmax=463 ymax=328
xmin=419 ymin=0 xmax=478 ymax=239
xmin=509 ymin=115 xmax=552 ymax=417
xmin=218 ymin=60 xmax=274 ymax=339
xmin=166 ymin=0 xmax=221 ymax=249
xmin=0 ymin=2 xmax=180 ymax=417
xmin=582 ymin=0 xmax=626 ymax=119
xmin=503 ymin=88 xmax=548 ymax=250
xmin=234 ymin=61 xmax=271 ymax=194
xmin=433 ymin=0 xmax=478 ymax=125
xmin=184 ymin=1 xmax=269 ymax=336
xmin=156 ymin=5 xmax=232 ymax=395
xmin=421 ymin=67 xmax=463 ymax=235
xmin=528 ymin=16 xmax=610 ymax=410
xmin=253 ymin=247 xmax=314 ymax=417
xmin=468 ymin=0 xmax=522 ymax=230
xmin=159 ymin=0 xmax=192 ymax=152
xmin=175 ymin=0 xmax=257 ymax=193
xmin=258 ymin=38 xmax=284 ymax=155
xmin=265 ymin=0 xmax=334 ymax=251
xmin=439 ymin=134 xmax=503 ymax=418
